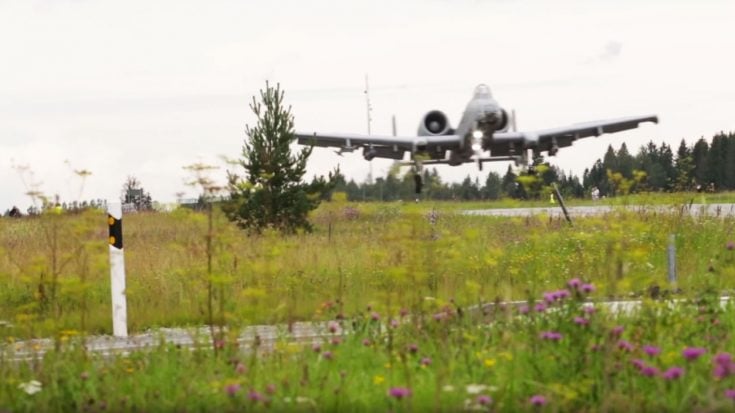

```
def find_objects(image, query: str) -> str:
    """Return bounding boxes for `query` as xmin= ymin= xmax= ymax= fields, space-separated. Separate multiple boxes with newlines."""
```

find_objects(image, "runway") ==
xmin=4 ymin=297 xmax=732 ymax=362
xmin=464 ymin=203 xmax=735 ymax=218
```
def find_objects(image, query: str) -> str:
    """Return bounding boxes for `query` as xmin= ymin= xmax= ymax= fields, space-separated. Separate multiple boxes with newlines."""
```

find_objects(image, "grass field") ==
xmin=1 ymin=196 xmax=734 ymax=411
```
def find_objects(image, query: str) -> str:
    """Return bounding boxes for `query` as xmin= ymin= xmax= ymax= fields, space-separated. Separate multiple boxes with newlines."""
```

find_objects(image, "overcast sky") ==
xmin=1 ymin=0 xmax=734 ymax=209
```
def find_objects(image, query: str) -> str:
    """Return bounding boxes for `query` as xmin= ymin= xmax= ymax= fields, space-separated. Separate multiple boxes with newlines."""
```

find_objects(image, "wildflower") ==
xmin=477 ymin=395 xmax=493 ymax=405
xmin=640 ymin=366 xmax=659 ymax=377
xmin=328 ymin=322 xmax=339 ymax=334
xmin=18 ymin=380 xmax=42 ymax=395
xmin=266 ymin=384 xmax=276 ymax=394
xmin=466 ymin=384 xmax=488 ymax=394
xmin=663 ymin=367 xmax=684 ymax=380
xmin=534 ymin=302 xmax=547 ymax=313
xmin=582 ymin=306 xmax=596 ymax=314
xmin=312 ymin=343 xmax=321 ymax=353
xmin=248 ymin=390 xmax=263 ymax=402
xmin=420 ymin=357 xmax=432 ymax=366
xmin=322 ymin=351 xmax=333 ymax=360
xmin=331 ymin=337 xmax=341 ymax=346
xmin=556 ymin=289 xmax=571 ymax=300
xmin=407 ymin=343 xmax=418 ymax=354
xmin=643 ymin=345 xmax=661 ymax=357
xmin=224 ymin=383 xmax=240 ymax=397
xmin=390 ymin=319 xmax=399 ymax=328
xmin=543 ymin=292 xmax=556 ymax=304
xmin=362 ymin=338 xmax=372 ymax=347
xmin=370 ymin=312 xmax=380 ymax=321
xmin=484 ymin=358 xmax=496 ymax=368
xmin=236 ymin=362 xmax=247 ymax=374
xmin=373 ymin=375 xmax=385 ymax=385
xmin=80 ymin=371 xmax=89 ymax=381
xmin=529 ymin=394 xmax=547 ymax=406
xmin=519 ymin=305 xmax=530 ymax=315
xmin=725 ymin=389 xmax=735 ymax=400
xmin=443 ymin=385 xmax=455 ymax=392
xmin=433 ymin=312 xmax=446 ymax=321
xmin=567 ymin=278 xmax=582 ymax=290
xmin=573 ymin=316 xmax=589 ymax=326
xmin=540 ymin=331 xmax=563 ymax=341
xmin=715 ymin=352 xmax=733 ymax=365
xmin=727 ymin=241 xmax=734 ymax=251
xmin=631 ymin=359 xmax=646 ymax=370
xmin=713 ymin=353 xmax=735 ymax=379
xmin=580 ymin=283 xmax=595 ymax=294
xmin=617 ymin=340 xmax=634 ymax=352
xmin=682 ymin=347 xmax=706 ymax=361
xmin=611 ymin=326 xmax=625 ymax=337
xmin=388 ymin=387 xmax=412 ymax=399
xmin=400 ymin=308 xmax=409 ymax=317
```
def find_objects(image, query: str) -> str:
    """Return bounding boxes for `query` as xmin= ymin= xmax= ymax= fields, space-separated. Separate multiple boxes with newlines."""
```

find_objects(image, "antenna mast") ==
xmin=365 ymin=74 xmax=374 ymax=184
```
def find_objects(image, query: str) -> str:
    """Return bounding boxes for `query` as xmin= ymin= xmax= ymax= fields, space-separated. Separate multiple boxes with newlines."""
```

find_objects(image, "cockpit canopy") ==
xmin=473 ymin=84 xmax=492 ymax=98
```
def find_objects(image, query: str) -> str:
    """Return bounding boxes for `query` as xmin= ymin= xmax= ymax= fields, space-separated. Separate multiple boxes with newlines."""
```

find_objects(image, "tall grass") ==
xmin=0 ymin=200 xmax=732 ymax=338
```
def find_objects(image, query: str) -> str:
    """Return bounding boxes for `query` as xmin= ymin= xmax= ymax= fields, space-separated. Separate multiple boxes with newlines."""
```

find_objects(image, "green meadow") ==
xmin=1 ymin=195 xmax=735 ymax=411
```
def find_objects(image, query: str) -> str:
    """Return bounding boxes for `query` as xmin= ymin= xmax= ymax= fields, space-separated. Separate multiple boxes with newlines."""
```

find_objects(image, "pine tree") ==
xmin=224 ymin=82 xmax=335 ymax=234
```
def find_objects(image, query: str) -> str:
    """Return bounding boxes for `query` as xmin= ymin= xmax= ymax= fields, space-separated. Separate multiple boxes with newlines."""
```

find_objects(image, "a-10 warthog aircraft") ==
xmin=296 ymin=84 xmax=657 ymax=190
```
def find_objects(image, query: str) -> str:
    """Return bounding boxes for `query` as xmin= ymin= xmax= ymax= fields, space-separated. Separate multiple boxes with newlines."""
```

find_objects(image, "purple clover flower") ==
xmin=540 ymin=331 xmax=563 ymax=341
xmin=420 ymin=357 xmax=432 ymax=366
xmin=248 ymin=390 xmax=263 ymax=402
xmin=727 ymin=241 xmax=734 ymax=251
xmin=682 ymin=347 xmax=706 ymax=361
xmin=370 ymin=312 xmax=381 ymax=321
xmin=640 ymin=365 xmax=659 ymax=377
xmin=617 ymin=340 xmax=634 ymax=352
xmin=362 ymin=338 xmax=372 ymax=347
xmin=611 ymin=326 xmax=625 ymax=337
xmin=225 ymin=383 xmax=241 ymax=397
xmin=574 ymin=316 xmax=589 ymax=326
xmin=407 ymin=343 xmax=419 ymax=354
xmin=519 ymin=304 xmax=530 ymax=315
xmin=529 ymin=395 xmax=547 ymax=406
xmin=477 ymin=395 xmax=493 ymax=405
xmin=580 ymin=283 xmax=595 ymax=294
xmin=388 ymin=387 xmax=412 ymax=399
xmin=567 ymin=278 xmax=582 ymax=290
xmin=725 ymin=389 xmax=735 ymax=400
xmin=663 ymin=367 xmax=684 ymax=380
xmin=643 ymin=345 xmax=661 ymax=357
xmin=583 ymin=306 xmax=596 ymax=314
xmin=631 ymin=359 xmax=646 ymax=370
xmin=534 ymin=302 xmax=547 ymax=313
xmin=322 ymin=351 xmax=333 ymax=360
xmin=715 ymin=352 xmax=733 ymax=365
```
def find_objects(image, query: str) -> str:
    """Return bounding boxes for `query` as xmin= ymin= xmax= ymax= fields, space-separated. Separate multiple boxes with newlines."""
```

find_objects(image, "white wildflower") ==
xmin=19 ymin=380 xmax=42 ymax=395
xmin=465 ymin=384 xmax=488 ymax=394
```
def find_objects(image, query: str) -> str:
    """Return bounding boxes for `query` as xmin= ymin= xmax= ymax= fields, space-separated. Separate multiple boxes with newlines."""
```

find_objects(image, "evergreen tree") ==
xmin=691 ymin=137 xmax=709 ymax=187
xmin=674 ymin=139 xmax=694 ymax=191
xmin=482 ymin=172 xmax=502 ymax=200
xmin=224 ymin=82 xmax=335 ymax=233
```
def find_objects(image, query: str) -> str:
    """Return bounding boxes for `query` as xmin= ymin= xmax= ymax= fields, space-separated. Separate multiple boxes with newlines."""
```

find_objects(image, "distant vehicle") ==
xmin=296 ymin=84 xmax=658 ymax=173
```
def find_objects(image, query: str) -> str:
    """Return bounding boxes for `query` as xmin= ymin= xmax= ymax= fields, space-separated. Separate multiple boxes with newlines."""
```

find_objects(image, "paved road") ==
xmin=4 ymin=297 xmax=732 ymax=361
xmin=464 ymin=203 xmax=735 ymax=218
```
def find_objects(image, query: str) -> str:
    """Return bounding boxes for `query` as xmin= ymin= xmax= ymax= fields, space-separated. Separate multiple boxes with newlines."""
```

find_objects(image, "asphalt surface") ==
xmin=4 ymin=297 xmax=732 ymax=361
xmin=464 ymin=203 xmax=735 ymax=218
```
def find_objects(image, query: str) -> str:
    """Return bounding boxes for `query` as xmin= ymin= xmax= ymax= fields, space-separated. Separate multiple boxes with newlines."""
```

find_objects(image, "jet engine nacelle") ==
xmin=418 ymin=110 xmax=454 ymax=136
xmin=480 ymin=108 xmax=510 ymax=132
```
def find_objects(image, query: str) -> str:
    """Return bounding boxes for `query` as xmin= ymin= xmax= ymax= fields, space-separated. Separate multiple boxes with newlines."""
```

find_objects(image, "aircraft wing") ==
xmin=491 ymin=114 xmax=658 ymax=155
xmin=295 ymin=132 xmax=463 ymax=160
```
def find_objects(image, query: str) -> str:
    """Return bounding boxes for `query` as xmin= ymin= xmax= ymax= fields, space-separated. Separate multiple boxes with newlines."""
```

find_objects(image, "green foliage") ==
xmin=224 ymin=82 xmax=335 ymax=234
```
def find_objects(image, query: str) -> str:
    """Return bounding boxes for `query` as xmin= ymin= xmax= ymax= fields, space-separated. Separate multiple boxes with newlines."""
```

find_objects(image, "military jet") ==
xmin=296 ymin=83 xmax=657 ymax=182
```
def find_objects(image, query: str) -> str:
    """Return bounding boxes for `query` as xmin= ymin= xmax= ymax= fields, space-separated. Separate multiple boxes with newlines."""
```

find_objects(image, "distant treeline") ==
xmin=333 ymin=132 xmax=735 ymax=201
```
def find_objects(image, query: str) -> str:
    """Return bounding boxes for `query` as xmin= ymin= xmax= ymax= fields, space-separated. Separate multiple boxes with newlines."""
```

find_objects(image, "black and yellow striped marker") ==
xmin=108 ymin=214 xmax=123 ymax=249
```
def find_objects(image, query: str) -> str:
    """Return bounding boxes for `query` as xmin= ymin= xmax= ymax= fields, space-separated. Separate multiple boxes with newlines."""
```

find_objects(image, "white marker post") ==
xmin=107 ymin=202 xmax=128 ymax=337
